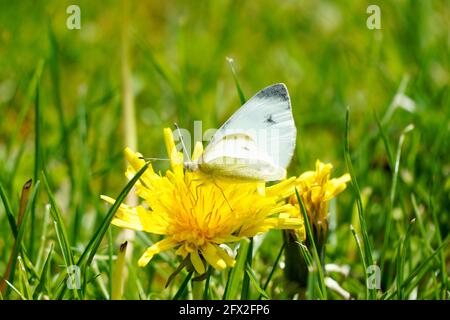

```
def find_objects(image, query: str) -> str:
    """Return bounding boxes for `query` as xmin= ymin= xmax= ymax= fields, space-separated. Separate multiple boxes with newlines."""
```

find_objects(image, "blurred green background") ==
xmin=0 ymin=0 xmax=448 ymax=299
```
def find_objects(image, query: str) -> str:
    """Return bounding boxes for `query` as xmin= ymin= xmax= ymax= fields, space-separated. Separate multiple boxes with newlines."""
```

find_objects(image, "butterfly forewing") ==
xmin=205 ymin=83 xmax=296 ymax=169
xmin=200 ymin=83 xmax=296 ymax=181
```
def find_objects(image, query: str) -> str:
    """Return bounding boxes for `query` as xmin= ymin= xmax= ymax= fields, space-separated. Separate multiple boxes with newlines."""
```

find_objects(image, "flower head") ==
xmin=280 ymin=160 xmax=350 ymax=289
xmin=103 ymin=128 xmax=304 ymax=274
xmin=289 ymin=160 xmax=350 ymax=245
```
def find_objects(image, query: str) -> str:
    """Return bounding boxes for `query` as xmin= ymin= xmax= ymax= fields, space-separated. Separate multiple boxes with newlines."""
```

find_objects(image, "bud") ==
xmin=283 ymin=160 xmax=350 ymax=296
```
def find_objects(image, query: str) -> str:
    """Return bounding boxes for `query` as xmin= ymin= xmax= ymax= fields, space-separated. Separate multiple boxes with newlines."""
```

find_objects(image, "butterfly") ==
xmin=183 ymin=83 xmax=296 ymax=182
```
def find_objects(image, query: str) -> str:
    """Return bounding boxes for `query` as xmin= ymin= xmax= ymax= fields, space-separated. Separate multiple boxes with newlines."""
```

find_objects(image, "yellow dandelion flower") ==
xmin=293 ymin=160 xmax=350 ymax=222
xmin=277 ymin=160 xmax=350 ymax=288
xmin=102 ymin=128 xmax=304 ymax=274
xmin=273 ymin=160 xmax=350 ymax=245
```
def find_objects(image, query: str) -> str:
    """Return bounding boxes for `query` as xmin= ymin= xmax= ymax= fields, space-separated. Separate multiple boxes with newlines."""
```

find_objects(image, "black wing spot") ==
xmin=265 ymin=114 xmax=276 ymax=125
xmin=258 ymin=83 xmax=289 ymax=101
xmin=243 ymin=146 xmax=250 ymax=151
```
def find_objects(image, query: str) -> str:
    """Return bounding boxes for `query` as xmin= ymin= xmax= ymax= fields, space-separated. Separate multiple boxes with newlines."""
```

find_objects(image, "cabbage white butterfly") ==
xmin=184 ymin=83 xmax=296 ymax=182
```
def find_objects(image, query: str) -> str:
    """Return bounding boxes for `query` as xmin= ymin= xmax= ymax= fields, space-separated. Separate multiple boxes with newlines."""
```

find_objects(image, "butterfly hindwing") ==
xmin=199 ymin=133 xmax=286 ymax=181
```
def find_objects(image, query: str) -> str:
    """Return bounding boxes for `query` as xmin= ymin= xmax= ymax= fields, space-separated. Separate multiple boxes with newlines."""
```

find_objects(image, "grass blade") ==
xmin=79 ymin=161 xmax=150 ymax=268
xmin=8 ymin=60 xmax=44 ymax=155
xmin=344 ymin=108 xmax=375 ymax=299
xmin=223 ymin=238 xmax=250 ymax=300
xmin=295 ymin=188 xmax=327 ymax=299
xmin=429 ymin=187 xmax=448 ymax=299
xmin=35 ymin=204 xmax=51 ymax=271
xmin=226 ymin=57 xmax=246 ymax=105
xmin=203 ymin=267 xmax=212 ymax=300
xmin=48 ymin=25 xmax=76 ymax=225
xmin=17 ymin=256 xmax=32 ymax=300
xmin=72 ymin=99 xmax=90 ymax=245
xmin=108 ymin=228 xmax=114 ymax=298
xmin=245 ymin=264 xmax=269 ymax=299
xmin=173 ymin=271 xmax=193 ymax=300
xmin=33 ymin=243 xmax=54 ymax=300
xmin=0 ymin=181 xmax=18 ymax=237
xmin=43 ymin=171 xmax=81 ymax=299
xmin=4 ymin=280 xmax=26 ymax=300
xmin=374 ymin=109 xmax=394 ymax=169
xmin=53 ymin=161 xmax=151 ymax=298
xmin=383 ymin=235 xmax=449 ymax=299
xmin=42 ymin=172 xmax=77 ymax=285
xmin=1 ymin=180 xmax=39 ymax=297
xmin=259 ymin=241 xmax=285 ymax=300
xmin=396 ymin=219 xmax=415 ymax=299
xmin=350 ymin=225 xmax=368 ymax=299
xmin=241 ymin=237 xmax=253 ymax=299
xmin=30 ymin=80 xmax=43 ymax=257
xmin=381 ymin=124 xmax=414 ymax=275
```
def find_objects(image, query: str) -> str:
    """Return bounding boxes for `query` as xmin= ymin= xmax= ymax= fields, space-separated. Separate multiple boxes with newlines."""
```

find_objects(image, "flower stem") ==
xmin=112 ymin=241 xmax=128 ymax=300
xmin=117 ymin=0 xmax=138 ymax=296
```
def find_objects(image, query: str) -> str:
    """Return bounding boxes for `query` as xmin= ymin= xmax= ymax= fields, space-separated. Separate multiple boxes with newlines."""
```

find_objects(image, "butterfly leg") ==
xmin=213 ymin=179 xmax=233 ymax=211
xmin=186 ymin=177 xmax=205 ymax=207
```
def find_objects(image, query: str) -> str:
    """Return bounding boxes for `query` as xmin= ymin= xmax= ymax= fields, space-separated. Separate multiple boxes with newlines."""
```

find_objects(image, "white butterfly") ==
xmin=184 ymin=83 xmax=297 ymax=182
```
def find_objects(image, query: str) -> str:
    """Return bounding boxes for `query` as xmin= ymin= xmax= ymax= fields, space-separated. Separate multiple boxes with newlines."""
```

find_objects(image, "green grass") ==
xmin=0 ymin=1 xmax=449 ymax=300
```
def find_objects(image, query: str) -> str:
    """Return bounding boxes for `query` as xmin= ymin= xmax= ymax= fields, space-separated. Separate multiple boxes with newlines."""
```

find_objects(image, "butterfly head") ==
xmin=184 ymin=161 xmax=199 ymax=172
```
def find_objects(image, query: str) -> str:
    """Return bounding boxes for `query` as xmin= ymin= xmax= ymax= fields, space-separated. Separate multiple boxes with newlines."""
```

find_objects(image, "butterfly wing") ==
xmin=205 ymin=83 xmax=296 ymax=169
xmin=200 ymin=133 xmax=286 ymax=181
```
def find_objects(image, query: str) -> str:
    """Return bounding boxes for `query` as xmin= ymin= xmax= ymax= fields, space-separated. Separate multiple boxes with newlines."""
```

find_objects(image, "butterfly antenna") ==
xmin=174 ymin=123 xmax=191 ymax=162
xmin=138 ymin=157 xmax=170 ymax=161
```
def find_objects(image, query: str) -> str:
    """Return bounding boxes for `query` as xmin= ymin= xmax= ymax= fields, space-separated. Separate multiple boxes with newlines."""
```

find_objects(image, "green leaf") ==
xmin=259 ymin=241 xmax=285 ymax=300
xmin=9 ymin=60 xmax=44 ymax=154
xmin=42 ymin=172 xmax=79 ymax=299
xmin=17 ymin=256 xmax=33 ymax=300
xmin=241 ymin=237 xmax=253 ymax=299
xmin=54 ymin=161 xmax=151 ymax=299
xmin=165 ymin=255 xmax=191 ymax=288
xmin=79 ymin=161 xmax=151 ymax=268
xmin=4 ymin=280 xmax=26 ymax=300
xmin=33 ymin=243 xmax=54 ymax=300
xmin=381 ymin=123 xmax=414 ymax=275
xmin=383 ymin=235 xmax=449 ymax=300
xmin=226 ymin=57 xmax=246 ymax=105
xmin=429 ymin=188 xmax=448 ymax=299
xmin=223 ymin=238 xmax=250 ymax=300
xmin=173 ymin=271 xmax=193 ymax=300
xmin=245 ymin=264 xmax=269 ymax=299
xmin=30 ymin=79 xmax=43 ymax=257
xmin=344 ymin=108 xmax=375 ymax=299
xmin=350 ymin=225 xmax=368 ymax=299
xmin=0 ymin=181 xmax=17 ymax=237
xmin=203 ymin=267 xmax=213 ymax=300
xmin=396 ymin=219 xmax=415 ymax=299
xmin=295 ymin=188 xmax=327 ymax=299
xmin=374 ymin=109 xmax=394 ymax=169
xmin=5 ymin=180 xmax=40 ymax=296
